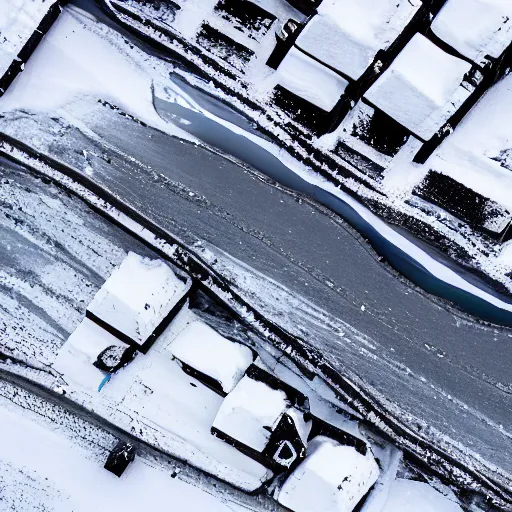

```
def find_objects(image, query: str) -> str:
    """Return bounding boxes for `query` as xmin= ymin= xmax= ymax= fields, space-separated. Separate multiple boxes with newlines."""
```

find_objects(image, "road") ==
xmin=1 ymin=99 xmax=511 ymax=495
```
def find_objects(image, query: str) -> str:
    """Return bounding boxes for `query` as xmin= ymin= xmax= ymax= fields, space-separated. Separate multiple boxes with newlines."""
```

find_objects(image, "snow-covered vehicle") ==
xmin=277 ymin=435 xmax=380 ymax=512
xmin=167 ymin=319 xmax=257 ymax=395
xmin=211 ymin=365 xmax=312 ymax=471
xmin=86 ymin=252 xmax=191 ymax=353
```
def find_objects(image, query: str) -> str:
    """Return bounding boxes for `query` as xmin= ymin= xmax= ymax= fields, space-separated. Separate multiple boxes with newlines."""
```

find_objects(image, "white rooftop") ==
xmin=296 ymin=0 xmax=421 ymax=81
xmin=212 ymin=374 xmax=290 ymax=453
xmin=52 ymin=317 xmax=129 ymax=392
xmin=431 ymin=0 xmax=512 ymax=67
xmin=276 ymin=47 xmax=349 ymax=112
xmin=364 ymin=34 xmax=473 ymax=140
xmin=87 ymin=252 xmax=188 ymax=346
xmin=277 ymin=436 xmax=380 ymax=512
xmin=168 ymin=320 xmax=255 ymax=394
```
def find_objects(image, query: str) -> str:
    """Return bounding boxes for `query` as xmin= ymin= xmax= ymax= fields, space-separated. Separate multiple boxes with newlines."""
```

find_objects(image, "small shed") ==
xmin=296 ymin=0 xmax=421 ymax=80
xmin=104 ymin=441 xmax=136 ymax=478
xmin=431 ymin=0 xmax=512 ymax=68
xmin=168 ymin=320 xmax=256 ymax=395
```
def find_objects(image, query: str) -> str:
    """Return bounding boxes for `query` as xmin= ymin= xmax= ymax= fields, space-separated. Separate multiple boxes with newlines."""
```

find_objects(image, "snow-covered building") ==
xmin=295 ymin=0 xmax=422 ymax=81
xmin=211 ymin=365 xmax=312 ymax=471
xmin=53 ymin=318 xmax=133 ymax=392
xmin=431 ymin=0 xmax=512 ymax=68
xmin=87 ymin=252 xmax=190 ymax=352
xmin=364 ymin=34 xmax=478 ymax=141
xmin=277 ymin=435 xmax=380 ymax=512
xmin=0 ymin=0 xmax=62 ymax=94
xmin=413 ymin=170 xmax=512 ymax=238
xmin=167 ymin=319 xmax=256 ymax=395
xmin=275 ymin=47 xmax=349 ymax=112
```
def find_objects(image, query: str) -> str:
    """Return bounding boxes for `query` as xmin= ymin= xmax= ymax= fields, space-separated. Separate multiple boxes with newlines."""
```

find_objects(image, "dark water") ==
xmin=154 ymin=81 xmax=512 ymax=327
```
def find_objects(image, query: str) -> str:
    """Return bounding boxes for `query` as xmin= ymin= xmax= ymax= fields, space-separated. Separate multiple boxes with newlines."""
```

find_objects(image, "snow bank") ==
xmin=213 ymin=374 xmax=290 ymax=452
xmin=432 ymin=0 xmax=512 ymax=67
xmin=365 ymin=34 xmax=473 ymax=140
xmin=277 ymin=435 xmax=380 ymax=512
xmin=0 ymin=0 xmax=58 ymax=82
xmin=168 ymin=320 xmax=255 ymax=393
xmin=52 ymin=318 xmax=129 ymax=391
xmin=381 ymin=479 xmax=463 ymax=512
xmin=276 ymin=47 xmax=349 ymax=112
xmin=296 ymin=0 xmax=421 ymax=80
xmin=88 ymin=252 xmax=188 ymax=348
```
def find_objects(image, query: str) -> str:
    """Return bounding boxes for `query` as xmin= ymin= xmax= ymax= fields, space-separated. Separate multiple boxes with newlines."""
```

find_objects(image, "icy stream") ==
xmin=153 ymin=79 xmax=512 ymax=327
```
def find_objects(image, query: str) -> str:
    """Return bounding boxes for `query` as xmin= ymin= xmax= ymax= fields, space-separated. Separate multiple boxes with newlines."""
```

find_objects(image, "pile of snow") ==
xmin=295 ymin=0 xmax=421 ymax=81
xmin=167 ymin=320 xmax=255 ymax=394
xmin=431 ymin=0 xmax=512 ymax=67
xmin=0 ymin=0 xmax=58 ymax=82
xmin=275 ymin=47 xmax=349 ymax=111
xmin=52 ymin=318 xmax=129 ymax=391
xmin=277 ymin=435 xmax=380 ymax=512
xmin=381 ymin=479 xmax=463 ymax=512
xmin=365 ymin=34 xmax=474 ymax=140
xmin=87 ymin=252 xmax=188 ymax=348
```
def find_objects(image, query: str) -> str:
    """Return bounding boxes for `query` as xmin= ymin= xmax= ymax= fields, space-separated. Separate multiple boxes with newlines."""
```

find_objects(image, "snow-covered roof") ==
xmin=364 ymin=34 xmax=473 ymax=140
xmin=52 ymin=318 xmax=129 ymax=391
xmin=276 ymin=47 xmax=349 ymax=112
xmin=431 ymin=0 xmax=512 ymax=67
xmin=212 ymin=374 xmax=290 ymax=452
xmin=295 ymin=0 xmax=421 ymax=81
xmin=0 ymin=0 xmax=58 ymax=82
xmin=168 ymin=320 xmax=255 ymax=394
xmin=381 ymin=479 xmax=463 ymax=512
xmin=87 ymin=252 xmax=189 ymax=347
xmin=277 ymin=435 xmax=379 ymax=512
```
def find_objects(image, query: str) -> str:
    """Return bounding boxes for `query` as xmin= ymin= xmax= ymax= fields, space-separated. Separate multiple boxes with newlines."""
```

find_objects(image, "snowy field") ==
xmin=0 ymin=1 xmax=511 ymax=511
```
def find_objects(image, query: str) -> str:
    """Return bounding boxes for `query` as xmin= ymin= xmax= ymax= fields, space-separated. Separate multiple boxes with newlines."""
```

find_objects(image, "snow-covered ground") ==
xmin=0 ymin=1 xmax=510 ymax=510
xmin=2 ymin=4 xmax=512 ymax=315
xmin=0 ymin=381 xmax=255 ymax=512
